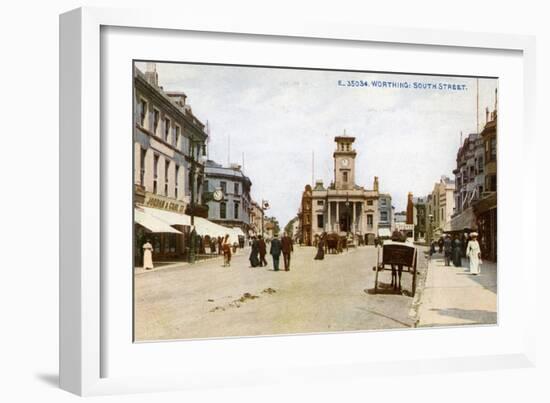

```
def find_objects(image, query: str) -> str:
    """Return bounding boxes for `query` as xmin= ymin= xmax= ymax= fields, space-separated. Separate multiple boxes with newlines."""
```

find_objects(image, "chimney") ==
xmin=373 ymin=176 xmax=379 ymax=192
xmin=485 ymin=107 xmax=489 ymax=124
xmin=145 ymin=62 xmax=158 ymax=87
xmin=406 ymin=192 xmax=414 ymax=224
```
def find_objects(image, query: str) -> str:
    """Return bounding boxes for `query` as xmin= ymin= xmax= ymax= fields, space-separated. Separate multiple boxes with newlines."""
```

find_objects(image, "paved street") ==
xmin=417 ymin=253 xmax=497 ymax=327
xmin=134 ymin=245 xmax=426 ymax=341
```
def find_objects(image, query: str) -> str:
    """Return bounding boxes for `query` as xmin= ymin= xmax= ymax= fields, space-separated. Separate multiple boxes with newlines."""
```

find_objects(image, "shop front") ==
xmin=473 ymin=192 xmax=497 ymax=262
xmin=134 ymin=192 xmax=191 ymax=265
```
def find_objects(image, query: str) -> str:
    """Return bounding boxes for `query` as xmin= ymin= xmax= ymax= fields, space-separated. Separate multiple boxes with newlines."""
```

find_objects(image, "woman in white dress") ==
xmin=466 ymin=232 xmax=481 ymax=275
xmin=143 ymin=240 xmax=154 ymax=270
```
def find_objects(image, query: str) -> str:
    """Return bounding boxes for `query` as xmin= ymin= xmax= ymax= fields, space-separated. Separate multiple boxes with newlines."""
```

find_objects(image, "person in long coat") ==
xmin=466 ymin=232 xmax=482 ymax=275
xmin=258 ymin=235 xmax=267 ymax=267
xmin=281 ymin=233 xmax=294 ymax=271
xmin=142 ymin=240 xmax=154 ymax=270
xmin=452 ymin=235 xmax=462 ymax=267
xmin=249 ymin=236 xmax=260 ymax=267
xmin=270 ymin=233 xmax=282 ymax=271
xmin=314 ymin=233 xmax=325 ymax=260
xmin=444 ymin=235 xmax=452 ymax=266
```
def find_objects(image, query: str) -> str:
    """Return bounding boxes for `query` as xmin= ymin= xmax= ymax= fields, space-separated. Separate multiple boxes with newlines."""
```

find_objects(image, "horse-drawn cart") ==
xmin=373 ymin=241 xmax=418 ymax=297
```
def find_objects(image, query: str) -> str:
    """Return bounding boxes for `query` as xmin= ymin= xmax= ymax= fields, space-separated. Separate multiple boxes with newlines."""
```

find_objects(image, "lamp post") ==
xmin=261 ymin=199 xmax=270 ymax=237
xmin=345 ymin=193 xmax=350 ymax=251
xmin=188 ymin=140 xmax=207 ymax=264
xmin=428 ymin=213 xmax=434 ymax=246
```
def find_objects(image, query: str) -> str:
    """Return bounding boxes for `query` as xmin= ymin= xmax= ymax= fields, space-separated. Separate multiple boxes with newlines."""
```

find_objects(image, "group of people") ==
xmin=249 ymin=233 xmax=294 ymax=271
xmin=436 ymin=232 xmax=482 ymax=275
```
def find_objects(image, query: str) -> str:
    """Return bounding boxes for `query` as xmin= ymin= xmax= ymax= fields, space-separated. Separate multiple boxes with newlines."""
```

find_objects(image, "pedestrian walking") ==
xmin=249 ymin=236 xmax=260 ymax=267
xmin=314 ymin=232 xmax=326 ymax=260
xmin=281 ymin=232 xmax=294 ymax=271
xmin=142 ymin=240 xmax=154 ymax=270
xmin=438 ymin=237 xmax=444 ymax=254
xmin=258 ymin=235 xmax=268 ymax=267
xmin=218 ymin=236 xmax=223 ymax=255
xmin=466 ymin=232 xmax=482 ymax=275
xmin=452 ymin=235 xmax=462 ymax=267
xmin=270 ymin=233 xmax=282 ymax=271
xmin=444 ymin=235 xmax=452 ymax=266
xmin=222 ymin=234 xmax=232 ymax=267
xmin=429 ymin=240 xmax=436 ymax=257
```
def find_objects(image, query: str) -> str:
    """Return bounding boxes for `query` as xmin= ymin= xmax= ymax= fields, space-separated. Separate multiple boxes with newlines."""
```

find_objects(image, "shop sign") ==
xmin=144 ymin=192 xmax=186 ymax=213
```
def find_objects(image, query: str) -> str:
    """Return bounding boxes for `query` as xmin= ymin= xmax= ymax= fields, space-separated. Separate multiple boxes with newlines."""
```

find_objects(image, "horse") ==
xmin=325 ymin=233 xmax=340 ymax=254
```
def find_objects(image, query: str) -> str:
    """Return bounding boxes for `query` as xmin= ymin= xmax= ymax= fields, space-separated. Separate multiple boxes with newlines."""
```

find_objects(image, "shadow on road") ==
xmin=364 ymin=282 xmax=414 ymax=297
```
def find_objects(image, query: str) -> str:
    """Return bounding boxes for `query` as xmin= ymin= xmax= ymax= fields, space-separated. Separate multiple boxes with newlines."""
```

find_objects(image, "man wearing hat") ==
xmin=466 ymin=232 xmax=482 ymax=275
xmin=269 ymin=233 xmax=282 ymax=271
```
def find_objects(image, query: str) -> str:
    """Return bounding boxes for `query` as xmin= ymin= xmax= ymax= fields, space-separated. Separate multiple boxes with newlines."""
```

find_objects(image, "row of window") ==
xmin=139 ymin=148 xmax=186 ymax=199
xmin=138 ymin=97 xmax=196 ymax=155
xmin=203 ymin=180 xmax=241 ymax=195
xmin=219 ymin=201 xmax=240 ymax=220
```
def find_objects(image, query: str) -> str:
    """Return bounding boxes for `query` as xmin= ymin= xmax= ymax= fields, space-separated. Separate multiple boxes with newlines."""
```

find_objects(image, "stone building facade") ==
xmin=133 ymin=63 xmax=208 ymax=262
xmin=204 ymin=160 xmax=252 ymax=235
xmin=299 ymin=134 xmax=380 ymax=245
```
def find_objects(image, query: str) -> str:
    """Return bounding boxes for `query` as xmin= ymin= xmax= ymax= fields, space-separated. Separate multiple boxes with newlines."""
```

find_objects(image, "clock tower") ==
xmin=333 ymin=134 xmax=357 ymax=190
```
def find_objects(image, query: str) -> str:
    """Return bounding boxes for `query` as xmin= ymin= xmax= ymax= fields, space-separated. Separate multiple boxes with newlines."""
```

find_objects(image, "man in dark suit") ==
xmin=258 ymin=235 xmax=267 ymax=267
xmin=269 ymin=233 xmax=282 ymax=271
xmin=281 ymin=232 xmax=294 ymax=271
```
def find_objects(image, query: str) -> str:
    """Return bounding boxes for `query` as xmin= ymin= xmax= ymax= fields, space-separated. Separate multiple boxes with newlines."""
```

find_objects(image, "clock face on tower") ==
xmin=341 ymin=158 xmax=349 ymax=167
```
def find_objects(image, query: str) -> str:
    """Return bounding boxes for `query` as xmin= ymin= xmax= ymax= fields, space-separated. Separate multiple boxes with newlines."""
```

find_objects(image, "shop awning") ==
xmin=449 ymin=207 xmax=476 ymax=232
xmin=140 ymin=206 xmax=191 ymax=226
xmin=134 ymin=208 xmax=182 ymax=234
xmin=378 ymin=228 xmax=391 ymax=237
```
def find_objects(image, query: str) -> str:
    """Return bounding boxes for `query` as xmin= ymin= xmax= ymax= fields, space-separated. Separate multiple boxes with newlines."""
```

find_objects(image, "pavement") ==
xmin=134 ymin=244 xmax=428 ymax=341
xmin=416 ymin=252 xmax=497 ymax=327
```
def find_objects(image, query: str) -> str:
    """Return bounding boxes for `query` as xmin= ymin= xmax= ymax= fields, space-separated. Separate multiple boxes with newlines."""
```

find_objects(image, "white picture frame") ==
xmin=59 ymin=7 xmax=537 ymax=396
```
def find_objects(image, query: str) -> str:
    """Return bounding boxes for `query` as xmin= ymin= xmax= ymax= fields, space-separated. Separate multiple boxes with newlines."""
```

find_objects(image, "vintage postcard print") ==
xmin=133 ymin=61 xmax=497 ymax=341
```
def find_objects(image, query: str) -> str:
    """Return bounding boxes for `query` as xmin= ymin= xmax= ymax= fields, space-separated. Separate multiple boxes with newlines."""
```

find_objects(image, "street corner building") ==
xmin=298 ymin=134 xmax=386 ymax=246
xmin=132 ymin=62 xmax=210 ymax=264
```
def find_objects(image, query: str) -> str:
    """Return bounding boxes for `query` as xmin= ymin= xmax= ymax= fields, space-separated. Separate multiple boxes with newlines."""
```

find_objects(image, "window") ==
xmin=367 ymin=214 xmax=373 ymax=227
xmin=317 ymin=200 xmax=324 ymax=206
xmin=168 ymin=234 xmax=176 ymax=253
xmin=220 ymin=202 xmax=227 ymax=219
xmin=203 ymin=180 xmax=209 ymax=193
xmin=342 ymin=171 xmax=348 ymax=182
xmin=164 ymin=161 xmax=170 ymax=196
xmin=139 ymin=148 xmax=146 ymax=185
xmin=174 ymin=125 xmax=180 ymax=147
xmin=139 ymin=99 xmax=147 ymax=127
xmin=317 ymin=214 xmax=324 ymax=228
xmin=220 ymin=181 xmax=227 ymax=194
xmin=380 ymin=211 xmax=388 ymax=222
xmin=234 ymin=201 xmax=239 ymax=219
xmin=478 ymin=157 xmax=484 ymax=173
xmin=164 ymin=118 xmax=170 ymax=142
xmin=380 ymin=198 xmax=386 ymax=206
xmin=175 ymin=165 xmax=180 ymax=199
xmin=153 ymin=154 xmax=159 ymax=194
xmin=367 ymin=200 xmax=373 ymax=206
xmin=490 ymin=138 xmax=497 ymax=161
xmin=153 ymin=108 xmax=160 ymax=135
xmin=234 ymin=183 xmax=239 ymax=195
xmin=487 ymin=175 xmax=497 ymax=192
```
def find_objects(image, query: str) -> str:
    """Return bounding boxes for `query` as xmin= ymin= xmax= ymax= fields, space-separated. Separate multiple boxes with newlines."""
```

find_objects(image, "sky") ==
xmin=136 ymin=62 xmax=498 ymax=228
